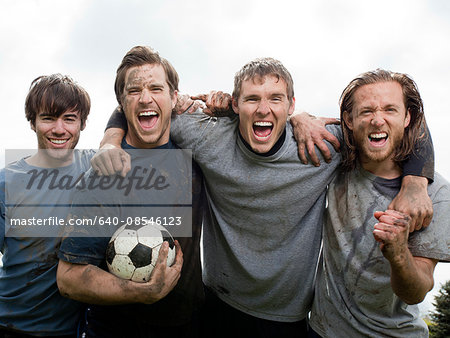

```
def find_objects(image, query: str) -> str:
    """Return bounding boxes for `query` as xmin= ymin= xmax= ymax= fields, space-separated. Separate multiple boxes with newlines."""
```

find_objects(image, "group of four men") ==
xmin=0 ymin=45 xmax=448 ymax=338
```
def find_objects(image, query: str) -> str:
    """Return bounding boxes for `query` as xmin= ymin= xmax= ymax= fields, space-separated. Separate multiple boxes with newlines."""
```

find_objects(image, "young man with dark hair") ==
xmin=308 ymin=69 xmax=449 ymax=337
xmin=0 ymin=74 xmax=92 ymax=337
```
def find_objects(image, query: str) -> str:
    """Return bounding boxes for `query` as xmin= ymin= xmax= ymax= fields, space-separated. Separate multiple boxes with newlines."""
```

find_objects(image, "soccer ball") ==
xmin=106 ymin=221 xmax=176 ymax=283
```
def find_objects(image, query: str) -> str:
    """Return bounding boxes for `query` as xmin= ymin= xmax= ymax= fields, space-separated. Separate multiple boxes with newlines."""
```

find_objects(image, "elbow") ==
xmin=400 ymin=281 xmax=434 ymax=305
xmin=56 ymin=276 xmax=70 ymax=299
xmin=57 ymin=281 xmax=71 ymax=299
xmin=392 ymin=257 xmax=437 ymax=305
xmin=56 ymin=279 xmax=71 ymax=299
xmin=403 ymin=294 xmax=426 ymax=305
xmin=56 ymin=261 xmax=76 ymax=299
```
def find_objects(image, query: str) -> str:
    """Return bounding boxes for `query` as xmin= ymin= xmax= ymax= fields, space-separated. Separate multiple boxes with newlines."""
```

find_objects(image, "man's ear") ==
xmin=232 ymin=97 xmax=239 ymax=115
xmin=288 ymin=97 xmax=296 ymax=116
xmin=171 ymin=91 xmax=178 ymax=110
xmin=30 ymin=121 xmax=36 ymax=132
xmin=404 ymin=108 xmax=411 ymax=128
xmin=342 ymin=110 xmax=353 ymax=131
xmin=80 ymin=120 xmax=86 ymax=131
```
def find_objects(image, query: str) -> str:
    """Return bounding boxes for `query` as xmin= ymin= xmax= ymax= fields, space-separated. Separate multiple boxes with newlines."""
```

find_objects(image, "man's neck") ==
xmin=360 ymin=159 xmax=402 ymax=179
xmin=25 ymin=150 xmax=74 ymax=168
xmin=122 ymin=137 xmax=172 ymax=150
xmin=125 ymin=133 xmax=170 ymax=149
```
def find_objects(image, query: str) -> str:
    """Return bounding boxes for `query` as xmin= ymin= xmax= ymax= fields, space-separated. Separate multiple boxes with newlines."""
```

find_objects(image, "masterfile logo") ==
xmin=3 ymin=149 xmax=194 ymax=238
xmin=25 ymin=165 xmax=170 ymax=197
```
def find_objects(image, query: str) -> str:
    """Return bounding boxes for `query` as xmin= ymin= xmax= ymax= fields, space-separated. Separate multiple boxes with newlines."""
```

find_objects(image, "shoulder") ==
xmin=285 ymin=124 xmax=342 ymax=165
xmin=173 ymin=110 xmax=239 ymax=132
xmin=171 ymin=110 xmax=239 ymax=152
xmin=0 ymin=168 xmax=5 ymax=185
xmin=73 ymin=149 xmax=96 ymax=170
xmin=0 ymin=168 xmax=4 ymax=205
xmin=0 ymin=159 xmax=31 ymax=205
xmin=1 ymin=159 xmax=29 ymax=185
xmin=427 ymin=172 xmax=450 ymax=204
xmin=409 ymin=172 xmax=450 ymax=261
xmin=326 ymin=124 xmax=343 ymax=138
xmin=285 ymin=122 xmax=342 ymax=144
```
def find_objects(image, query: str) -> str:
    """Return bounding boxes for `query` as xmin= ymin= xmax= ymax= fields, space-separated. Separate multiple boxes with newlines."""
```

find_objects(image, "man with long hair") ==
xmin=308 ymin=69 xmax=450 ymax=337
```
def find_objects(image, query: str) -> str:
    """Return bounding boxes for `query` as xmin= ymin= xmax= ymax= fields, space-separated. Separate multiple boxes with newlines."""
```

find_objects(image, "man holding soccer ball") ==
xmin=57 ymin=46 xmax=206 ymax=337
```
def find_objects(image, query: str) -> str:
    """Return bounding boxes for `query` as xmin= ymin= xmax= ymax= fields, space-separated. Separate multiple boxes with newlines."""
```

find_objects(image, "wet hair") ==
xmin=114 ymin=46 xmax=179 ymax=109
xmin=25 ymin=74 xmax=90 ymax=127
xmin=232 ymin=57 xmax=294 ymax=101
xmin=340 ymin=69 xmax=427 ymax=171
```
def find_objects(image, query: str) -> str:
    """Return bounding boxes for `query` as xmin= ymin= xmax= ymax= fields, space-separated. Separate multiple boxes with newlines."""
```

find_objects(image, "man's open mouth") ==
xmin=49 ymin=138 xmax=69 ymax=145
xmin=138 ymin=111 xmax=159 ymax=129
xmin=253 ymin=121 xmax=273 ymax=140
xmin=368 ymin=132 xmax=388 ymax=147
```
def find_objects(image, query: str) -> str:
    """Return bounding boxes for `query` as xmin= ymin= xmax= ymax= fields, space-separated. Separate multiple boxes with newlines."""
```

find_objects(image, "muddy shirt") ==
xmin=310 ymin=168 xmax=450 ymax=337
xmin=0 ymin=150 xmax=93 ymax=336
xmin=58 ymin=138 xmax=205 ymax=329
xmin=170 ymin=111 xmax=341 ymax=322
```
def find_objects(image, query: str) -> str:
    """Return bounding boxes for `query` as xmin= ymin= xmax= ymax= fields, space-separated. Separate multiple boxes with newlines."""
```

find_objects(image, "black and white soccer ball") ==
xmin=106 ymin=221 xmax=176 ymax=283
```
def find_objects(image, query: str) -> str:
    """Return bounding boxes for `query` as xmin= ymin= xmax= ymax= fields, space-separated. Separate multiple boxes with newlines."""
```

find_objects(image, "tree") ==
xmin=429 ymin=280 xmax=450 ymax=338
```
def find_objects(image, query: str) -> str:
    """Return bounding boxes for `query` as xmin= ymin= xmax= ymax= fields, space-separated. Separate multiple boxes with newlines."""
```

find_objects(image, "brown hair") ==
xmin=232 ymin=57 xmax=294 ymax=101
xmin=340 ymin=69 xmax=427 ymax=171
xmin=114 ymin=46 xmax=179 ymax=109
xmin=25 ymin=74 xmax=90 ymax=127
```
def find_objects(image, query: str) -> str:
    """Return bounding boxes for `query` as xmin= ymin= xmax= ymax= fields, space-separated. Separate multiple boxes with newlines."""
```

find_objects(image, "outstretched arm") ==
xmin=373 ymin=210 xmax=437 ymax=304
xmin=90 ymin=107 xmax=129 ymax=176
xmin=92 ymin=94 xmax=205 ymax=177
xmin=57 ymin=241 xmax=183 ymax=305
xmin=91 ymin=128 xmax=129 ymax=177
xmin=191 ymin=91 xmax=234 ymax=117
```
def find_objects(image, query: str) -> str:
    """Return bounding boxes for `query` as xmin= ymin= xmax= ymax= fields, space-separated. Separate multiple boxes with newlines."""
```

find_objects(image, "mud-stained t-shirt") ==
xmin=170 ymin=111 xmax=342 ymax=322
xmin=58 ymin=138 xmax=205 ymax=329
xmin=310 ymin=168 xmax=450 ymax=338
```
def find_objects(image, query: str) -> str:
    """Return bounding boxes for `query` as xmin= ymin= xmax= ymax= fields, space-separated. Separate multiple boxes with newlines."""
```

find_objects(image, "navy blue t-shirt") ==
xmin=0 ymin=150 xmax=93 ymax=336
xmin=58 ymin=139 xmax=205 ymax=332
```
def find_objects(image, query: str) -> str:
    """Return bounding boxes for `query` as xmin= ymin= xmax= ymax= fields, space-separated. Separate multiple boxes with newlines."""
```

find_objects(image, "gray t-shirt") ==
xmin=171 ymin=111 xmax=341 ymax=322
xmin=310 ymin=168 xmax=450 ymax=337
xmin=0 ymin=150 xmax=94 ymax=335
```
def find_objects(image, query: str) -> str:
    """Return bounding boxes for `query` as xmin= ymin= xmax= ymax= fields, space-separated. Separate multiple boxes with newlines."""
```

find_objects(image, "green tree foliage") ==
xmin=429 ymin=280 xmax=450 ymax=338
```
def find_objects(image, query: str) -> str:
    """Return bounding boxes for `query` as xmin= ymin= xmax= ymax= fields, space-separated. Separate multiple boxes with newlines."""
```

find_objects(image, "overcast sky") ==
xmin=1 ymin=0 xmax=449 ymax=315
